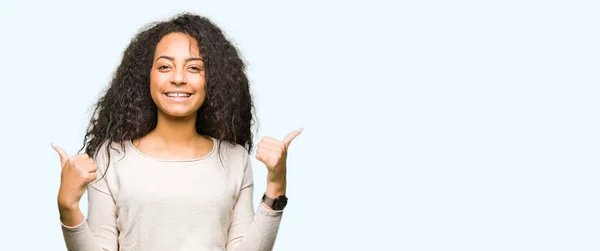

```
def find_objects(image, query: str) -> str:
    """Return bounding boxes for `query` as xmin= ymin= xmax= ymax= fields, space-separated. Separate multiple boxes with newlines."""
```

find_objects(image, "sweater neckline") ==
xmin=127 ymin=137 xmax=217 ymax=163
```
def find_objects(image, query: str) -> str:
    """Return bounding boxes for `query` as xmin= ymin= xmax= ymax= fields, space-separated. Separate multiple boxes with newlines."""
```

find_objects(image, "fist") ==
xmin=255 ymin=128 xmax=303 ymax=182
xmin=52 ymin=143 xmax=98 ymax=209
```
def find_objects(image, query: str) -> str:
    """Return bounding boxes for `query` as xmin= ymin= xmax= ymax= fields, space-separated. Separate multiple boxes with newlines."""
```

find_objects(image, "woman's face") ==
xmin=150 ymin=32 xmax=206 ymax=118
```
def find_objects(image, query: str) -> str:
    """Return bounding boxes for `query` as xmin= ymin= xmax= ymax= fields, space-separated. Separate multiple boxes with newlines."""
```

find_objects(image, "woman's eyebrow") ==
xmin=155 ymin=56 xmax=203 ymax=62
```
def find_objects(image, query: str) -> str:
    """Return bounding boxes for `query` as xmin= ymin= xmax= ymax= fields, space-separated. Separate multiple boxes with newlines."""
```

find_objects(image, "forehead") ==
xmin=154 ymin=32 xmax=200 ymax=58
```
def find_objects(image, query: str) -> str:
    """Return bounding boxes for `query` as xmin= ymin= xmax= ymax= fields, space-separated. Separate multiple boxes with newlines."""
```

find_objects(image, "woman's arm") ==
xmin=225 ymin=156 xmax=284 ymax=251
xmin=61 ymin=182 xmax=119 ymax=251
xmin=226 ymin=128 xmax=302 ymax=251
xmin=58 ymin=144 xmax=119 ymax=251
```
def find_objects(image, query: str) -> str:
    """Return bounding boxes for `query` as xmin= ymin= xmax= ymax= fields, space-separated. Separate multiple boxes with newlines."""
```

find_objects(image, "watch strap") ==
xmin=262 ymin=193 xmax=276 ymax=208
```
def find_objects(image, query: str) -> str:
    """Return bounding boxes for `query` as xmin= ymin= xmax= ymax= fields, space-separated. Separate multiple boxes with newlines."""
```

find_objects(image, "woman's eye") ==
xmin=158 ymin=65 xmax=170 ymax=70
xmin=189 ymin=66 xmax=202 ymax=72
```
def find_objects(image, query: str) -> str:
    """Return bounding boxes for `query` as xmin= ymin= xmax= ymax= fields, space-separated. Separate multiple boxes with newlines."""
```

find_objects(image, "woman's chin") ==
xmin=159 ymin=108 xmax=198 ymax=119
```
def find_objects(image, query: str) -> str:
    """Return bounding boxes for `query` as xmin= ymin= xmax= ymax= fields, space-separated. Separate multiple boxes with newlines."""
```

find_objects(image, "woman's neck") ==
xmin=133 ymin=112 xmax=214 ymax=160
xmin=148 ymin=112 xmax=201 ymax=146
xmin=132 ymin=113 xmax=214 ymax=160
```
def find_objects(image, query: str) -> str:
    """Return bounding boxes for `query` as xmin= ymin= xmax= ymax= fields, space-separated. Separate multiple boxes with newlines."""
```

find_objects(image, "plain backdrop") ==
xmin=0 ymin=0 xmax=598 ymax=250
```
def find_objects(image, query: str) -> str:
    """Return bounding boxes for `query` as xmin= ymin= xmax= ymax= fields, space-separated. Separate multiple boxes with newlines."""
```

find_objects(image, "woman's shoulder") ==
xmin=214 ymin=138 xmax=249 ymax=156
xmin=212 ymin=138 xmax=252 ymax=166
xmin=92 ymin=140 xmax=129 ymax=164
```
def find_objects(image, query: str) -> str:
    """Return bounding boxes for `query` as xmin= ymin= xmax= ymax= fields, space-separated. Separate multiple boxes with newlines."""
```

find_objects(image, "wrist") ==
xmin=267 ymin=170 xmax=286 ymax=183
xmin=58 ymin=201 xmax=79 ymax=212
xmin=265 ymin=179 xmax=286 ymax=198
xmin=58 ymin=202 xmax=84 ymax=228
xmin=57 ymin=197 xmax=79 ymax=211
xmin=262 ymin=185 xmax=289 ymax=210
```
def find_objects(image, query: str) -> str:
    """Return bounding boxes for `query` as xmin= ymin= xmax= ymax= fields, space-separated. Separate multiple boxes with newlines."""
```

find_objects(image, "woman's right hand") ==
xmin=52 ymin=143 xmax=98 ymax=225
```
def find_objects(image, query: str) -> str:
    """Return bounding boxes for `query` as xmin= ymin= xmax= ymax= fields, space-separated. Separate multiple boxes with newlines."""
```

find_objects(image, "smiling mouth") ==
xmin=164 ymin=92 xmax=192 ymax=98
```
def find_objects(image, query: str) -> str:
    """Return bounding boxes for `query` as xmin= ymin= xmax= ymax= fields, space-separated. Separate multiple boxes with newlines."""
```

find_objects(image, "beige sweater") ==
xmin=61 ymin=138 xmax=283 ymax=251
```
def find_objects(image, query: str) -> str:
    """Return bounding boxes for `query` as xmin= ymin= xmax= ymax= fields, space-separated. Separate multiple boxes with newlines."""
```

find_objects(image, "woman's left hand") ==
xmin=256 ymin=128 xmax=303 ymax=183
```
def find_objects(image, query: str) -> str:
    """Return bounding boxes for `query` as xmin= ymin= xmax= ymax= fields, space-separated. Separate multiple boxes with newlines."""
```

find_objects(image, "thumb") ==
xmin=283 ymin=127 xmax=304 ymax=148
xmin=51 ymin=143 xmax=69 ymax=166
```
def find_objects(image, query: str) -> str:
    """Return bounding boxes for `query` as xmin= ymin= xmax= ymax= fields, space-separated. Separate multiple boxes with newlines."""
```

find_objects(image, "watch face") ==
xmin=275 ymin=195 xmax=288 ymax=209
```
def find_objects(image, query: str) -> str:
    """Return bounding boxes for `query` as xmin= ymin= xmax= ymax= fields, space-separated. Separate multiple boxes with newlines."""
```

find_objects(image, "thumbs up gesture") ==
xmin=255 ymin=128 xmax=303 ymax=183
xmin=51 ymin=143 xmax=98 ymax=209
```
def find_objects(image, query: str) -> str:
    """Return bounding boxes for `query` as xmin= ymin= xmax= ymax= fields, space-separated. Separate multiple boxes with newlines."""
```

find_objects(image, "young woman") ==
xmin=51 ymin=13 xmax=302 ymax=251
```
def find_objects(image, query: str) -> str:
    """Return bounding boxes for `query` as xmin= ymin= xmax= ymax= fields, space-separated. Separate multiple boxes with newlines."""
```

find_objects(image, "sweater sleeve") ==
xmin=225 ymin=153 xmax=284 ymax=251
xmin=61 ymin=146 xmax=119 ymax=251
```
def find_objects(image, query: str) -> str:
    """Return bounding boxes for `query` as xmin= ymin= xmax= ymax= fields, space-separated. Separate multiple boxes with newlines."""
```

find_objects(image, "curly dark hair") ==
xmin=79 ymin=13 xmax=255 ymax=165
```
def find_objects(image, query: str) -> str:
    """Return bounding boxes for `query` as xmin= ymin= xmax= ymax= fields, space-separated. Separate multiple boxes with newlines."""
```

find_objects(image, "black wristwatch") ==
xmin=262 ymin=193 xmax=288 ymax=210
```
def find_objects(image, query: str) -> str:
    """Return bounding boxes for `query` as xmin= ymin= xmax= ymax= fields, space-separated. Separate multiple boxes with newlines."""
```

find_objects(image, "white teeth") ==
xmin=166 ymin=93 xmax=191 ymax=97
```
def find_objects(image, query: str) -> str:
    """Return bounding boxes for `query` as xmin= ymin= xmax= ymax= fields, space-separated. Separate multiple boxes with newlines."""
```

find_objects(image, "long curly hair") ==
xmin=79 ymin=13 xmax=255 ymax=165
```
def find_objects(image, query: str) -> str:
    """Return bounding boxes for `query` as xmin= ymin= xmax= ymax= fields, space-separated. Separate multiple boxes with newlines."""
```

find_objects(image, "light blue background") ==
xmin=0 ymin=0 xmax=598 ymax=250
